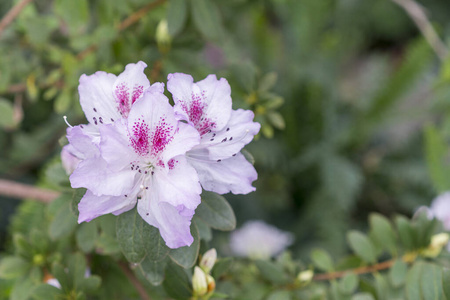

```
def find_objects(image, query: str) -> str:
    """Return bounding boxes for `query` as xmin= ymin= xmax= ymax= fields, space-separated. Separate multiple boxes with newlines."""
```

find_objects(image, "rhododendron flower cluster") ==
xmin=63 ymin=61 xmax=260 ymax=249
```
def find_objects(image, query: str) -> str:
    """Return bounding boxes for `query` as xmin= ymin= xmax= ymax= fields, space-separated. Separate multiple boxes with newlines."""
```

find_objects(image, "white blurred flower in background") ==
xmin=230 ymin=220 xmax=294 ymax=259
xmin=430 ymin=192 xmax=450 ymax=230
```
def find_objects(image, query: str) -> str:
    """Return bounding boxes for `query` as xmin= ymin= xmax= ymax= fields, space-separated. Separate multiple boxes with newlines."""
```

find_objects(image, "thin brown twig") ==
xmin=391 ymin=0 xmax=448 ymax=61
xmin=312 ymin=253 xmax=417 ymax=281
xmin=118 ymin=261 xmax=151 ymax=300
xmin=0 ymin=179 xmax=60 ymax=203
xmin=76 ymin=0 xmax=167 ymax=61
xmin=0 ymin=0 xmax=33 ymax=38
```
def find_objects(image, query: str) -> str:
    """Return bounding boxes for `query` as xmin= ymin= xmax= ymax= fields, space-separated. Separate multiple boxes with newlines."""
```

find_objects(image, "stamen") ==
xmin=63 ymin=116 xmax=73 ymax=128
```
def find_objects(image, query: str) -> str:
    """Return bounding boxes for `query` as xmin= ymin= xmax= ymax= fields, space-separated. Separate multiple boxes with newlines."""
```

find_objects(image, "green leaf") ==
xmin=258 ymin=72 xmax=278 ymax=93
xmin=193 ymin=217 xmax=212 ymax=241
xmin=254 ymin=260 xmax=290 ymax=285
xmin=424 ymin=124 xmax=450 ymax=192
xmin=139 ymin=256 xmax=168 ymax=286
xmin=442 ymin=268 xmax=450 ymax=300
xmin=79 ymin=275 xmax=102 ymax=293
xmin=54 ymin=0 xmax=89 ymax=35
xmin=169 ymin=223 xmax=200 ymax=269
xmin=389 ymin=260 xmax=408 ymax=288
xmin=76 ymin=221 xmax=98 ymax=253
xmin=167 ymin=0 xmax=187 ymax=36
xmin=347 ymin=231 xmax=377 ymax=264
xmin=190 ymin=0 xmax=223 ymax=41
xmin=48 ymin=196 xmax=78 ymax=240
xmin=351 ymin=293 xmax=375 ymax=300
xmin=71 ymin=188 xmax=86 ymax=217
xmin=369 ymin=213 xmax=397 ymax=256
xmin=212 ymin=257 xmax=233 ymax=279
xmin=11 ymin=276 xmax=36 ymax=300
xmin=163 ymin=261 xmax=192 ymax=300
xmin=266 ymin=290 xmax=292 ymax=300
xmin=406 ymin=262 xmax=422 ymax=300
xmin=267 ymin=111 xmax=286 ymax=130
xmin=116 ymin=209 xmax=148 ymax=263
xmin=196 ymin=191 xmax=236 ymax=230
xmin=310 ymin=248 xmax=334 ymax=272
xmin=395 ymin=215 xmax=415 ymax=251
xmin=31 ymin=284 xmax=63 ymax=300
xmin=0 ymin=98 xmax=16 ymax=129
xmin=0 ymin=256 xmax=30 ymax=279
xmin=420 ymin=262 xmax=444 ymax=300
xmin=339 ymin=273 xmax=358 ymax=295
xmin=242 ymin=149 xmax=255 ymax=165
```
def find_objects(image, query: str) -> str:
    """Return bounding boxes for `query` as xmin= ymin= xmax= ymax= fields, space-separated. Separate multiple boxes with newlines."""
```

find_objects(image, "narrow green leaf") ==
xmin=351 ymin=293 xmax=375 ymax=300
xmin=347 ymin=231 xmax=377 ymax=264
xmin=254 ymin=260 xmax=290 ymax=285
xmin=71 ymin=188 xmax=86 ymax=217
xmin=196 ymin=191 xmax=236 ymax=230
xmin=167 ymin=0 xmax=187 ymax=36
xmin=267 ymin=111 xmax=286 ymax=130
xmin=442 ymin=268 xmax=450 ymax=300
xmin=193 ymin=217 xmax=212 ymax=241
xmin=369 ymin=213 xmax=397 ymax=256
xmin=374 ymin=273 xmax=387 ymax=300
xmin=0 ymin=256 xmax=30 ymax=279
xmin=190 ymin=0 xmax=223 ymax=41
xmin=258 ymin=72 xmax=278 ymax=93
xmin=79 ymin=275 xmax=101 ymax=293
xmin=310 ymin=248 xmax=334 ymax=272
xmin=169 ymin=223 xmax=200 ymax=269
xmin=389 ymin=260 xmax=408 ymax=288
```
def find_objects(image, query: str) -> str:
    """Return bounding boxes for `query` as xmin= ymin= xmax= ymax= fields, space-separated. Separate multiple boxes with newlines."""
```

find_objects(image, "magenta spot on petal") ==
xmin=181 ymin=91 xmax=216 ymax=136
xmin=115 ymin=82 xmax=131 ymax=117
xmin=168 ymin=159 xmax=178 ymax=170
xmin=150 ymin=116 xmax=174 ymax=156
xmin=131 ymin=85 xmax=144 ymax=104
xmin=130 ymin=118 xmax=150 ymax=156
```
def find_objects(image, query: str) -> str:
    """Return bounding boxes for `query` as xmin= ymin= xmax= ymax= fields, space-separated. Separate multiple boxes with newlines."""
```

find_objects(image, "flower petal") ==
xmin=138 ymin=192 xmax=196 ymax=249
xmin=70 ymin=156 xmax=137 ymax=196
xmin=113 ymin=61 xmax=150 ymax=118
xmin=188 ymin=152 xmax=257 ymax=194
xmin=99 ymin=121 xmax=138 ymax=172
xmin=78 ymin=71 xmax=120 ymax=126
xmin=127 ymin=90 xmax=199 ymax=162
xmin=78 ymin=190 xmax=137 ymax=223
xmin=153 ymin=155 xmax=201 ymax=210
xmin=168 ymin=73 xmax=232 ymax=134
xmin=66 ymin=125 xmax=100 ymax=159
xmin=196 ymin=109 xmax=260 ymax=160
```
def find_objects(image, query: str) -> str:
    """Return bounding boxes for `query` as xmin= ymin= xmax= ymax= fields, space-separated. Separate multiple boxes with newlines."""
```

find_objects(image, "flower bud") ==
xmin=192 ymin=266 xmax=207 ymax=296
xmin=422 ymin=233 xmax=450 ymax=258
xmin=206 ymin=274 xmax=216 ymax=294
xmin=155 ymin=19 xmax=171 ymax=54
xmin=296 ymin=270 xmax=314 ymax=284
xmin=200 ymin=248 xmax=217 ymax=274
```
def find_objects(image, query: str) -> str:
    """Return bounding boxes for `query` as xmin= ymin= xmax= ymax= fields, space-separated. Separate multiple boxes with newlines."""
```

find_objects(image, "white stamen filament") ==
xmin=63 ymin=116 xmax=73 ymax=128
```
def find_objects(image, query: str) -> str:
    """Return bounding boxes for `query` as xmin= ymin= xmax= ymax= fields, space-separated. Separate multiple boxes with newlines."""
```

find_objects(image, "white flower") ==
xmin=430 ymin=192 xmax=450 ymax=230
xmin=230 ymin=220 xmax=293 ymax=259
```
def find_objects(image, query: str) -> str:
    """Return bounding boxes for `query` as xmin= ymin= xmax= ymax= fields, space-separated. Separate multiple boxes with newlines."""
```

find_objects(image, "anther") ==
xmin=93 ymin=107 xmax=97 ymax=112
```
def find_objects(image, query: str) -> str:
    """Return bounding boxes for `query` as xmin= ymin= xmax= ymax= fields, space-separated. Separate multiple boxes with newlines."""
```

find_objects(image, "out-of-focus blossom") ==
xmin=230 ymin=220 xmax=294 ymax=259
xmin=430 ymin=192 xmax=450 ymax=230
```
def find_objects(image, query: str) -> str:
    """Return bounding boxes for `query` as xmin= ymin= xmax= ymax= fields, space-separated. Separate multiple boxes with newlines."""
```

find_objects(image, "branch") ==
xmin=391 ymin=0 xmax=448 ymax=61
xmin=312 ymin=253 xmax=416 ymax=281
xmin=0 ymin=179 xmax=60 ymax=203
xmin=0 ymin=0 xmax=33 ymax=38
xmin=77 ymin=0 xmax=167 ymax=61
xmin=118 ymin=261 xmax=151 ymax=300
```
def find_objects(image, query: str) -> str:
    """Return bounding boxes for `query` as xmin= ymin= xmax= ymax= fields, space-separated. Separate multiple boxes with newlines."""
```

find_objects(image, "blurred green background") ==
xmin=1 ymin=0 xmax=450 ymax=260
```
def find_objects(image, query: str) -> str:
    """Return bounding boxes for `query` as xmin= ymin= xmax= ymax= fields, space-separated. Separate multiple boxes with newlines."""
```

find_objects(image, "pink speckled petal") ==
xmin=78 ymin=71 xmax=120 ymax=125
xmin=113 ymin=61 xmax=150 ymax=118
